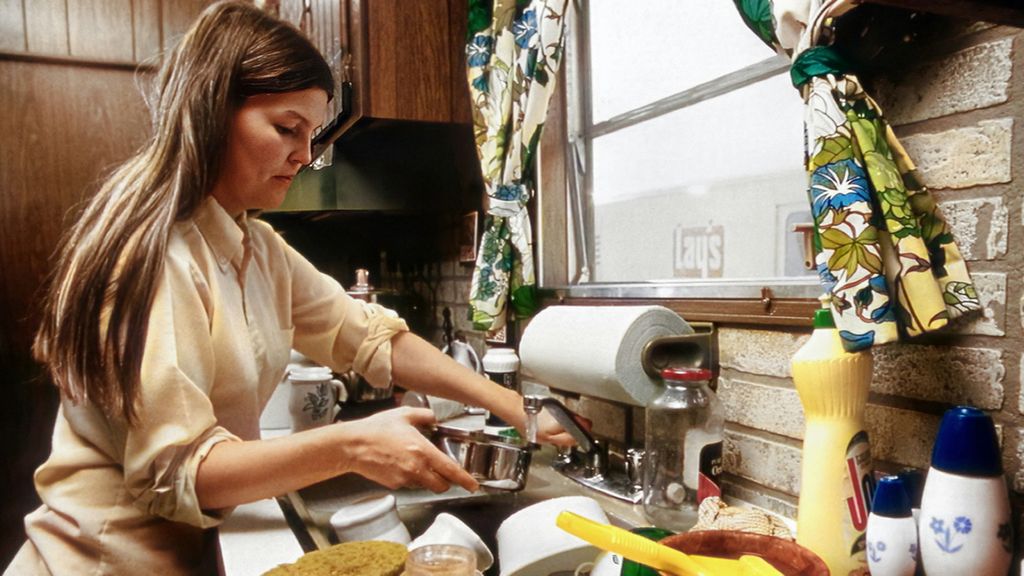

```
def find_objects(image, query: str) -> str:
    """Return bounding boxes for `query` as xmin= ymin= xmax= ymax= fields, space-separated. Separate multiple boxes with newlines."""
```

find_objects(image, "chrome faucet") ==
xmin=523 ymin=395 xmax=635 ymax=500
xmin=523 ymin=395 xmax=596 ymax=454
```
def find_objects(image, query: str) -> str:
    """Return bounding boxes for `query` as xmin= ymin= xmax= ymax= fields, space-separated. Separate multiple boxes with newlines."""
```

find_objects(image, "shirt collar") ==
xmin=194 ymin=196 xmax=247 ymax=272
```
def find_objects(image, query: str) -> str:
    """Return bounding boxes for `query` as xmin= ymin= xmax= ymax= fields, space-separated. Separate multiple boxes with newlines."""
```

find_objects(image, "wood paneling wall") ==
xmin=0 ymin=0 xmax=213 ymax=566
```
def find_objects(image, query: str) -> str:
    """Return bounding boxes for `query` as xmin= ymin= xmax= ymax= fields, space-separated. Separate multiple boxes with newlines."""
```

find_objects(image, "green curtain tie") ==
xmin=790 ymin=46 xmax=853 ymax=88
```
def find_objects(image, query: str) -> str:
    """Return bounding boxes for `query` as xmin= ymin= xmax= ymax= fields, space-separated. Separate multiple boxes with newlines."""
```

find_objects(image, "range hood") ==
xmin=273 ymin=83 xmax=483 ymax=214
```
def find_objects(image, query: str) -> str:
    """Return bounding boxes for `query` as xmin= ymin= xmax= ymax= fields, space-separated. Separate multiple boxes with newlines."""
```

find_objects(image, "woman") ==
xmin=6 ymin=2 xmax=569 ymax=574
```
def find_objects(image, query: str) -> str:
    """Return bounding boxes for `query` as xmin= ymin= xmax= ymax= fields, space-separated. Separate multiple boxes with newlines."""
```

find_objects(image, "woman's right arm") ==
xmin=194 ymin=407 xmax=478 ymax=510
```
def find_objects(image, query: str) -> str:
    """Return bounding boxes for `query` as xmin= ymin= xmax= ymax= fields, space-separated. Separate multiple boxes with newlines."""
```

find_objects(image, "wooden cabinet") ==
xmin=0 ymin=0 xmax=212 ymax=66
xmin=276 ymin=0 xmax=471 ymax=137
xmin=353 ymin=0 xmax=471 ymax=124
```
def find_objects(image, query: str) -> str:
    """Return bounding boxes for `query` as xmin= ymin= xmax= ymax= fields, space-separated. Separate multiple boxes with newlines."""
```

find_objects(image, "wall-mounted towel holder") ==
xmin=640 ymin=322 xmax=715 ymax=380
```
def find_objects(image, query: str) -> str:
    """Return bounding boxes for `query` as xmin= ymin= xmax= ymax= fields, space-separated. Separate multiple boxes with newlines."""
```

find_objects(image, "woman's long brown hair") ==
xmin=33 ymin=1 xmax=333 ymax=423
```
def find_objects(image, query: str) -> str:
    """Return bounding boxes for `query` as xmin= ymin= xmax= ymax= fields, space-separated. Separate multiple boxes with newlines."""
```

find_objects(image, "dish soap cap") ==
xmin=871 ymin=476 xmax=912 ymax=518
xmin=931 ymin=406 xmax=1002 ymax=476
xmin=813 ymin=294 xmax=836 ymax=329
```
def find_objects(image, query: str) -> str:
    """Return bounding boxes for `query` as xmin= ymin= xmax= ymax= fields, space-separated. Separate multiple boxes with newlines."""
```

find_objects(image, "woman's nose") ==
xmin=291 ymin=141 xmax=312 ymax=167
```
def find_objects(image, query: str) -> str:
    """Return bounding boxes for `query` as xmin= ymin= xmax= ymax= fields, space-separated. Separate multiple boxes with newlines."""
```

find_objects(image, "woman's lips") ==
xmin=273 ymin=175 xmax=294 ymax=184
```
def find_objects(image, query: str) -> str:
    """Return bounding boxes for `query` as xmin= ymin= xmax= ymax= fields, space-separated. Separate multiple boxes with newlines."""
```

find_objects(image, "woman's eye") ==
xmin=275 ymin=125 xmax=296 ymax=135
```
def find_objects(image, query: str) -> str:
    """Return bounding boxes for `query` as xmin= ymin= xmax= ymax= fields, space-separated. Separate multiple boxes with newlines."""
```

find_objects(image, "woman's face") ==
xmin=211 ymin=88 xmax=328 ymax=215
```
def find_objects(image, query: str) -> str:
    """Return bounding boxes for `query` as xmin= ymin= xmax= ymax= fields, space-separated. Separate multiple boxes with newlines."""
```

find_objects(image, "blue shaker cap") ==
xmin=931 ymin=406 xmax=1002 ymax=476
xmin=872 ymin=476 xmax=912 ymax=518
xmin=896 ymin=468 xmax=924 ymax=508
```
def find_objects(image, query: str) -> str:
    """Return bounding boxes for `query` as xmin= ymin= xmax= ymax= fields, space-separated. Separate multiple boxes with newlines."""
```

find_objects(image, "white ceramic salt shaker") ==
xmin=919 ymin=406 xmax=1012 ymax=576
xmin=866 ymin=475 xmax=917 ymax=576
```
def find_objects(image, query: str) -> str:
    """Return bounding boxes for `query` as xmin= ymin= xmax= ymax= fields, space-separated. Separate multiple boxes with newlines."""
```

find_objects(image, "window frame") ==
xmin=535 ymin=2 xmax=819 ymax=326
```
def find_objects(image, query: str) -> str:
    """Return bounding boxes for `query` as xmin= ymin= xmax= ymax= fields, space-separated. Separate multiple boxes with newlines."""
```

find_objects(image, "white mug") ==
xmin=287 ymin=367 xmax=345 ymax=432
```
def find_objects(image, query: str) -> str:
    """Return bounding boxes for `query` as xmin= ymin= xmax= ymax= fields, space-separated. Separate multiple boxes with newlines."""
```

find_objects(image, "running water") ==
xmin=525 ymin=411 xmax=539 ymax=444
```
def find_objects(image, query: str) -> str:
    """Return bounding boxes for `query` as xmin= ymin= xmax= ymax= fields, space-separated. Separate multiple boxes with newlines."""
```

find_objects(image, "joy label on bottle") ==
xmin=843 ymin=431 xmax=874 ymax=566
xmin=697 ymin=441 xmax=723 ymax=503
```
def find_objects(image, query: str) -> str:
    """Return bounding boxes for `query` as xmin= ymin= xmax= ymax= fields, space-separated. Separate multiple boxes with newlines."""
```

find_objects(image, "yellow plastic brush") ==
xmin=555 ymin=511 xmax=783 ymax=576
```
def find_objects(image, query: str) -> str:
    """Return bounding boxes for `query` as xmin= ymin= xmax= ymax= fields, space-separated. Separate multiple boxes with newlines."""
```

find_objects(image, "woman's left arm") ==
xmin=389 ymin=331 xmax=574 ymax=446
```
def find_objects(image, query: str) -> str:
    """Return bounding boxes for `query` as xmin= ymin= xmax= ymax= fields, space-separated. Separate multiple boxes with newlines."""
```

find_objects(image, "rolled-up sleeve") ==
xmin=275 ymin=234 xmax=408 ymax=388
xmin=113 ymin=253 xmax=240 ymax=528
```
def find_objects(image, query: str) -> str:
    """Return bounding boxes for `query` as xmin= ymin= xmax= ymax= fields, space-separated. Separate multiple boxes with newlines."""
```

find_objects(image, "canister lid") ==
xmin=329 ymin=492 xmax=398 ymax=528
xmin=482 ymin=347 xmax=520 ymax=372
xmin=288 ymin=366 xmax=332 ymax=382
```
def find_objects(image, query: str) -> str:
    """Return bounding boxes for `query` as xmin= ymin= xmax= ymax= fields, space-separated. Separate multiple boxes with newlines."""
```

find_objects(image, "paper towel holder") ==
xmin=640 ymin=322 xmax=714 ymax=379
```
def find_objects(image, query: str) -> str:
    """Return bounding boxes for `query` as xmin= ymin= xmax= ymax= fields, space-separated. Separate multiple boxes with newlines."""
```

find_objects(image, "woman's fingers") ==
xmin=398 ymin=406 xmax=438 ymax=428
xmin=425 ymin=443 xmax=479 ymax=492
xmin=542 ymin=431 xmax=577 ymax=447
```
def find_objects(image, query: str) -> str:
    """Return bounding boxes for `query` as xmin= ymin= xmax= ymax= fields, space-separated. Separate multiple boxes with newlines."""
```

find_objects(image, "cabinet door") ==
xmin=343 ymin=0 xmax=469 ymax=124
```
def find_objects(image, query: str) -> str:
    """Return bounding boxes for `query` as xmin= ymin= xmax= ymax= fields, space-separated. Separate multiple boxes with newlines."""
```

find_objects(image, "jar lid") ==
xmin=482 ymin=348 xmax=519 ymax=372
xmin=660 ymin=367 xmax=712 ymax=381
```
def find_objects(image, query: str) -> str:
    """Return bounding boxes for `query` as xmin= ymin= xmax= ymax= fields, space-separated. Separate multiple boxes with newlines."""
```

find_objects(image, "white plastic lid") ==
xmin=287 ymin=366 xmax=332 ymax=382
xmin=329 ymin=492 xmax=398 ymax=528
xmin=482 ymin=348 xmax=520 ymax=372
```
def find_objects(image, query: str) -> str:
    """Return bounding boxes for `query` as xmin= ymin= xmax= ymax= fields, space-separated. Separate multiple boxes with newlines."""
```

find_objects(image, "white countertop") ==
xmin=219 ymin=497 xmax=302 ymax=575
xmin=219 ymin=428 xmax=300 ymax=575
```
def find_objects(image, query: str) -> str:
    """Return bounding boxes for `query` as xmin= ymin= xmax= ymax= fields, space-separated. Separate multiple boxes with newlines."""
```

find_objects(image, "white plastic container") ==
xmin=329 ymin=492 xmax=411 ymax=545
xmin=495 ymin=496 xmax=607 ymax=576
xmin=482 ymin=348 xmax=520 ymax=427
xmin=919 ymin=406 xmax=1012 ymax=576
xmin=866 ymin=476 xmax=917 ymax=576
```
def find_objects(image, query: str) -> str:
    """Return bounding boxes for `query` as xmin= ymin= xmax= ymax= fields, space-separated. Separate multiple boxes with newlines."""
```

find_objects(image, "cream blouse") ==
xmin=9 ymin=196 xmax=408 ymax=575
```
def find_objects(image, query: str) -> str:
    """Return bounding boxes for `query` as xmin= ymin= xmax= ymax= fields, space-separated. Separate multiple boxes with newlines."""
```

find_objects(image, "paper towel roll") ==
xmin=519 ymin=306 xmax=692 ymax=406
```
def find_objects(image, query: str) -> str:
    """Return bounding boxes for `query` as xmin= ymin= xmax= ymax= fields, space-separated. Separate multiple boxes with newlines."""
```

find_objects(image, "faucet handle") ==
xmin=625 ymin=448 xmax=645 ymax=493
xmin=583 ymin=438 xmax=609 ymax=479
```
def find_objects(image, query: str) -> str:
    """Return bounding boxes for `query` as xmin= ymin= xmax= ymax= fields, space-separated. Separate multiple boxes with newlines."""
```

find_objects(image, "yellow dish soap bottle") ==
xmin=792 ymin=297 xmax=874 ymax=575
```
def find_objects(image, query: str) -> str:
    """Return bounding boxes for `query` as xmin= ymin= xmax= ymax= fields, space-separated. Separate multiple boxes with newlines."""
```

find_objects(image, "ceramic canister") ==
xmin=918 ymin=406 xmax=1012 ymax=576
xmin=866 ymin=476 xmax=917 ymax=576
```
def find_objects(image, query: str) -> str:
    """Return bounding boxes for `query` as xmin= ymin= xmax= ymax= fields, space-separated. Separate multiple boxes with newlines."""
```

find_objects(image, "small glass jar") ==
xmin=405 ymin=544 xmax=477 ymax=576
xmin=642 ymin=367 xmax=724 ymax=530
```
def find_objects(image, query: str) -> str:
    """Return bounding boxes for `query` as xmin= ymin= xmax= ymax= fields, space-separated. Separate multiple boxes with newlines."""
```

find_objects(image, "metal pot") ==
xmin=430 ymin=426 xmax=532 ymax=492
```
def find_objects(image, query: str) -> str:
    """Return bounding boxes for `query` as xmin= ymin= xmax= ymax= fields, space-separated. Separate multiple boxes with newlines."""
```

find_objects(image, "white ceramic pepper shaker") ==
xmin=866 ymin=475 xmax=917 ymax=576
xmin=919 ymin=406 xmax=1012 ymax=576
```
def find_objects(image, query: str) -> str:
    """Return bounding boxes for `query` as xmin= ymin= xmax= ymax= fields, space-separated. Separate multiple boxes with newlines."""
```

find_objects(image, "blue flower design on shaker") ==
xmin=868 ymin=540 xmax=886 ymax=563
xmin=998 ymin=522 xmax=1012 ymax=552
xmin=512 ymin=8 xmax=538 ymax=48
xmin=930 ymin=515 xmax=972 ymax=554
xmin=809 ymin=158 xmax=872 ymax=220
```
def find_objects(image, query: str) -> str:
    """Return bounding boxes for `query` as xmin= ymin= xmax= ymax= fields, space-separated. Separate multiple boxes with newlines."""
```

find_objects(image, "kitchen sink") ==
xmin=280 ymin=446 xmax=647 ymax=575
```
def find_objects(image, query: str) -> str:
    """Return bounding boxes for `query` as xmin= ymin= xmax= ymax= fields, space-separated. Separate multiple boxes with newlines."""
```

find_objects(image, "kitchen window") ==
xmin=537 ymin=1 xmax=821 ymax=323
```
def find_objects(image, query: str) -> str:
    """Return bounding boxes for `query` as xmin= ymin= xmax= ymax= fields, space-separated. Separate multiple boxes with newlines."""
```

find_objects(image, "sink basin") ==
xmin=281 ymin=447 xmax=648 ymax=575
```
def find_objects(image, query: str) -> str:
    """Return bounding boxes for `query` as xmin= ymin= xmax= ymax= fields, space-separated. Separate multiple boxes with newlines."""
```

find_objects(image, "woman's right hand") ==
xmin=337 ymin=407 xmax=479 ymax=494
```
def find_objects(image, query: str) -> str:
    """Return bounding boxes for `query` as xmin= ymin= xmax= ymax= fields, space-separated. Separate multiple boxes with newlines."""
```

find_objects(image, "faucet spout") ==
xmin=523 ymin=395 xmax=596 ymax=454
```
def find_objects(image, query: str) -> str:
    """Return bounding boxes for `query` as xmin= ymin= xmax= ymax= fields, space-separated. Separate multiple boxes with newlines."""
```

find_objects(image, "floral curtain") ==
xmin=734 ymin=0 xmax=980 ymax=351
xmin=465 ymin=0 xmax=569 ymax=333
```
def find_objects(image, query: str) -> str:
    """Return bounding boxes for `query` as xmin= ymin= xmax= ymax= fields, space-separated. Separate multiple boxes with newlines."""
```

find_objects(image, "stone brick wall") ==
xmin=721 ymin=22 xmax=1024 ymax=553
xmin=419 ymin=18 xmax=1024 ymax=561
